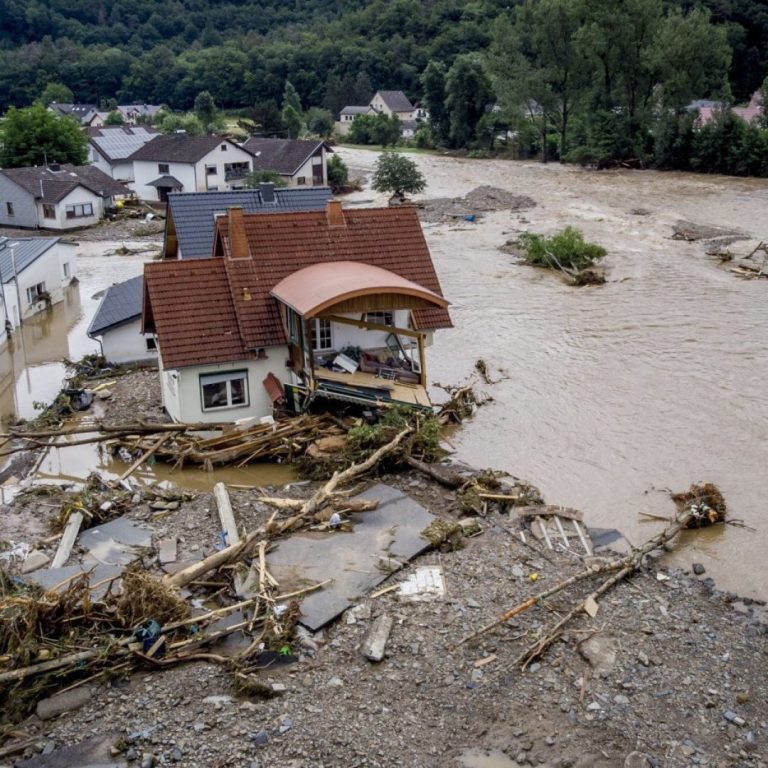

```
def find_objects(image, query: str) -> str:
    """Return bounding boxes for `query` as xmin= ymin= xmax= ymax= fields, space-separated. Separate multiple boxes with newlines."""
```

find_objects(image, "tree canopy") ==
xmin=371 ymin=151 xmax=426 ymax=197
xmin=0 ymin=104 xmax=88 ymax=167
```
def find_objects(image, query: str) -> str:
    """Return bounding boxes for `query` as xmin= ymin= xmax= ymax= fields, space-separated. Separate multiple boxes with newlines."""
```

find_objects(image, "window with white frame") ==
xmin=62 ymin=262 xmax=70 ymax=278
xmin=43 ymin=203 xmax=55 ymax=219
xmin=296 ymin=176 xmax=306 ymax=185
xmin=200 ymin=370 xmax=249 ymax=411
xmin=206 ymin=164 xmax=217 ymax=176
xmin=363 ymin=311 xmax=395 ymax=327
xmin=145 ymin=337 xmax=157 ymax=351
xmin=6 ymin=202 xmax=14 ymax=216
xmin=158 ymin=163 xmax=169 ymax=174
xmin=65 ymin=202 xmax=94 ymax=219
xmin=26 ymin=282 xmax=46 ymax=305
xmin=311 ymin=318 xmax=332 ymax=351
xmin=287 ymin=309 xmax=300 ymax=344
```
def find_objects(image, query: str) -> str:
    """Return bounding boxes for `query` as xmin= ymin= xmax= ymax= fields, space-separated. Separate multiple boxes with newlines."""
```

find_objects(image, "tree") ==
xmin=348 ymin=113 xmax=401 ymax=146
xmin=243 ymin=169 xmax=288 ymax=188
xmin=371 ymin=151 xmax=426 ymax=198
xmin=39 ymin=82 xmax=73 ymax=106
xmin=194 ymin=90 xmax=218 ymax=133
xmin=155 ymin=112 xmax=204 ymax=136
xmin=305 ymin=107 xmax=335 ymax=137
xmin=104 ymin=110 xmax=124 ymax=125
xmin=283 ymin=80 xmax=302 ymax=114
xmin=0 ymin=104 xmax=88 ymax=167
xmin=444 ymin=54 xmax=495 ymax=148
xmin=326 ymin=154 xmax=349 ymax=191
xmin=420 ymin=60 xmax=449 ymax=144
xmin=282 ymin=104 xmax=303 ymax=139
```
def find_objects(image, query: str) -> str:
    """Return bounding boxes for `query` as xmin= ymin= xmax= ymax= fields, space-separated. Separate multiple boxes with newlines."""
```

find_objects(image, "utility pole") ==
xmin=10 ymin=244 xmax=22 ymax=327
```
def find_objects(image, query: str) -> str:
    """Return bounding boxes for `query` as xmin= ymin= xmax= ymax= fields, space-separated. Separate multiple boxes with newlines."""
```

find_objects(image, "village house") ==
xmin=0 ymin=236 xmax=78 ymax=330
xmin=241 ymin=138 xmax=331 ymax=187
xmin=87 ymin=275 xmax=157 ymax=365
xmin=336 ymin=91 xmax=424 ymax=138
xmin=87 ymin=126 xmax=160 ymax=185
xmin=687 ymin=90 xmax=765 ymax=126
xmin=163 ymin=184 xmax=333 ymax=260
xmin=128 ymin=135 xmax=254 ymax=203
xmin=48 ymin=102 xmax=98 ymax=125
xmin=142 ymin=202 xmax=451 ymax=423
xmin=0 ymin=165 xmax=129 ymax=230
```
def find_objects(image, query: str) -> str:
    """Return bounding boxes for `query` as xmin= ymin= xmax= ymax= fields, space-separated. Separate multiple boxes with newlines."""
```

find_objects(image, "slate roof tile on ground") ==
xmin=242 ymin=138 xmax=328 ymax=176
xmin=87 ymin=275 xmax=144 ymax=336
xmin=144 ymin=204 xmax=451 ymax=370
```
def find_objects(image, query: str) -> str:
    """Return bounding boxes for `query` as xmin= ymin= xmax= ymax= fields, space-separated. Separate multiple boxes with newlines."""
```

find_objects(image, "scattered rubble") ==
xmin=419 ymin=186 xmax=536 ymax=224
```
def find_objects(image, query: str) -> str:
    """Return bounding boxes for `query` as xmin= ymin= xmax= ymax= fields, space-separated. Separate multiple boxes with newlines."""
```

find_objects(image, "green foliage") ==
xmin=282 ymin=80 xmax=303 ymax=115
xmin=39 ymin=82 xmax=73 ymax=106
xmin=326 ymin=154 xmax=349 ymax=191
xmin=281 ymin=104 xmax=303 ymax=139
xmin=444 ymin=54 xmax=495 ymax=148
xmin=155 ymin=112 xmax=204 ymax=136
xmin=517 ymin=227 xmax=607 ymax=271
xmin=243 ymin=169 xmax=288 ymax=188
xmin=371 ymin=151 xmax=426 ymax=198
xmin=193 ymin=90 xmax=218 ymax=132
xmin=104 ymin=110 xmax=124 ymax=126
xmin=347 ymin=113 xmax=402 ymax=147
xmin=0 ymin=104 xmax=88 ymax=167
xmin=305 ymin=106 xmax=334 ymax=137
xmin=420 ymin=60 xmax=449 ymax=144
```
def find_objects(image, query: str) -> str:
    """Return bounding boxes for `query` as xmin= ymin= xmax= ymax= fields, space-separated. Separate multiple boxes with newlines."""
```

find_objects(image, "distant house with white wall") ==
xmin=335 ymin=105 xmax=376 ymax=137
xmin=142 ymin=203 xmax=451 ymax=424
xmin=369 ymin=91 xmax=415 ymax=120
xmin=128 ymin=135 xmax=254 ymax=202
xmin=118 ymin=104 xmax=163 ymax=125
xmin=87 ymin=275 xmax=157 ymax=364
xmin=241 ymin=138 xmax=331 ymax=187
xmin=0 ymin=236 xmax=77 ymax=329
xmin=336 ymin=91 xmax=421 ymax=138
xmin=0 ymin=165 xmax=130 ymax=230
xmin=48 ymin=102 xmax=98 ymax=125
xmin=88 ymin=126 xmax=159 ymax=185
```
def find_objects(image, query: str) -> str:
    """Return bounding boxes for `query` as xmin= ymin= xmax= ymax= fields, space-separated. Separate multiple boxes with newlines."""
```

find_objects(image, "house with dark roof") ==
xmin=128 ymin=135 xmax=255 ymax=202
xmin=88 ymin=126 xmax=160 ymax=184
xmin=0 ymin=165 xmax=130 ymax=230
xmin=242 ymin=138 xmax=331 ymax=187
xmin=48 ymin=102 xmax=99 ymax=125
xmin=142 ymin=202 xmax=452 ymax=422
xmin=336 ymin=90 xmax=424 ymax=137
xmin=0 ymin=236 xmax=77 ymax=329
xmin=87 ymin=275 xmax=157 ymax=364
xmin=336 ymin=105 xmax=376 ymax=136
xmin=163 ymin=184 xmax=333 ymax=260
xmin=370 ymin=91 xmax=415 ymax=119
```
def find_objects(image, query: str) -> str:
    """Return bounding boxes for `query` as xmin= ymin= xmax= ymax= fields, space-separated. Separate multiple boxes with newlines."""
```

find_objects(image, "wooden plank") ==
xmin=538 ymin=517 xmax=553 ymax=550
xmin=214 ymin=482 xmax=240 ymax=547
xmin=572 ymin=520 xmax=593 ymax=556
xmin=51 ymin=511 xmax=83 ymax=569
xmin=360 ymin=614 xmax=394 ymax=662
xmin=118 ymin=432 xmax=171 ymax=481
xmin=516 ymin=505 xmax=584 ymax=522
xmin=553 ymin=515 xmax=571 ymax=549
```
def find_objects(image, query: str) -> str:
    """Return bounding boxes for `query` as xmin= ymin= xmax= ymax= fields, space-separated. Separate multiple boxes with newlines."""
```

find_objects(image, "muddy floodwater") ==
xmin=344 ymin=148 xmax=768 ymax=601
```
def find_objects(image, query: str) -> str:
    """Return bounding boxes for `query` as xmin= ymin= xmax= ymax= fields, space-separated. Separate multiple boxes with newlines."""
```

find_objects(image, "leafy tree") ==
xmin=348 ymin=113 xmax=401 ymax=146
xmin=0 ymin=104 xmax=88 ymax=167
xmin=194 ymin=90 xmax=218 ymax=132
xmin=282 ymin=104 xmax=303 ymax=139
xmin=305 ymin=106 xmax=334 ymax=137
xmin=517 ymin=226 xmax=607 ymax=270
xmin=39 ymin=82 xmax=73 ymax=106
xmin=243 ymin=169 xmax=288 ymax=188
xmin=326 ymin=154 xmax=349 ymax=191
xmin=371 ymin=151 xmax=426 ymax=198
xmin=283 ymin=80 xmax=303 ymax=114
xmin=104 ymin=110 xmax=124 ymax=125
xmin=444 ymin=54 xmax=495 ymax=149
xmin=420 ymin=60 xmax=449 ymax=144
xmin=155 ymin=112 xmax=205 ymax=136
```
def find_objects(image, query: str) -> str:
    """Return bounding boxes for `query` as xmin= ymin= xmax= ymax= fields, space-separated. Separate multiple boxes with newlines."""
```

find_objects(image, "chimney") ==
xmin=326 ymin=200 xmax=345 ymax=227
xmin=227 ymin=207 xmax=249 ymax=260
xmin=48 ymin=163 xmax=61 ymax=172
xmin=259 ymin=182 xmax=275 ymax=204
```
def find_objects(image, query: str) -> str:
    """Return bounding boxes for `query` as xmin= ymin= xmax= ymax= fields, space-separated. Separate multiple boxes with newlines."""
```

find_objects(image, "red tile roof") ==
xmin=143 ymin=203 xmax=452 ymax=369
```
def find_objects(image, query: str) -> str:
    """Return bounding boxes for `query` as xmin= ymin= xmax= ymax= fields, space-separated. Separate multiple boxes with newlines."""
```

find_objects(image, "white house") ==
xmin=336 ymin=91 xmax=421 ymax=138
xmin=0 ymin=165 xmax=130 ymax=230
xmin=241 ymin=138 xmax=330 ymax=187
xmin=369 ymin=90 xmax=415 ymax=120
xmin=128 ymin=135 xmax=254 ymax=203
xmin=88 ymin=126 xmax=159 ymax=185
xmin=142 ymin=203 xmax=452 ymax=424
xmin=87 ymin=275 xmax=158 ymax=365
xmin=0 ymin=236 xmax=78 ymax=330
xmin=335 ymin=105 xmax=375 ymax=137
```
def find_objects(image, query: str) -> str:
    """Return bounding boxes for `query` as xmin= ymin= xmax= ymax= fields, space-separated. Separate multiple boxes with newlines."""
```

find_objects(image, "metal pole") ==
xmin=10 ymin=245 xmax=22 ymax=326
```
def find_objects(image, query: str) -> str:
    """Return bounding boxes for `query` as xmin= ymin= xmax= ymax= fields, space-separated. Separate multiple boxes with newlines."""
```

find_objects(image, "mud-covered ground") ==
xmin=1 ymin=415 xmax=765 ymax=767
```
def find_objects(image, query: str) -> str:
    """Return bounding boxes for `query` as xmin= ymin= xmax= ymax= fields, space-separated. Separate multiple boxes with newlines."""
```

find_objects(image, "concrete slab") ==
xmin=25 ymin=563 xmax=123 ymax=599
xmin=78 ymin=517 xmax=153 ymax=566
xmin=267 ymin=484 xmax=434 ymax=630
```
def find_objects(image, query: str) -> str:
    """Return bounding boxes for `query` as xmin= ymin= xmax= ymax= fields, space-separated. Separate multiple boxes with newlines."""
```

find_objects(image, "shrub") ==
xmin=517 ymin=227 xmax=607 ymax=271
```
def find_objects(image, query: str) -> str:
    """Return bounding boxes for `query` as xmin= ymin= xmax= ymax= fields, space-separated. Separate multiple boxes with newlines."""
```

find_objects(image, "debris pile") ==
xmin=419 ymin=185 xmax=536 ymax=223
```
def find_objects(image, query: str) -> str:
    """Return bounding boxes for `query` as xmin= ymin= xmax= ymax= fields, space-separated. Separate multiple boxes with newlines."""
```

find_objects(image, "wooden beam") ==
xmin=51 ymin=511 xmax=83 ymax=569
xmin=214 ymin=482 xmax=240 ymax=547
xmin=321 ymin=314 xmax=424 ymax=340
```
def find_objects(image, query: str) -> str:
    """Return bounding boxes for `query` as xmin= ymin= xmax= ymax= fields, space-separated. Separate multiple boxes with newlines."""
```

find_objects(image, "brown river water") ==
xmin=3 ymin=153 xmax=767 ymax=600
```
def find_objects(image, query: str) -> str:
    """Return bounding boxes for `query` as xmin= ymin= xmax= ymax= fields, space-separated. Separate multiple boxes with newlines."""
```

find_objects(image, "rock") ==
xmin=692 ymin=563 xmax=706 ymax=575
xmin=140 ymin=754 xmax=154 ymax=768
xmin=527 ymin=662 xmax=541 ymax=673
xmin=21 ymin=550 xmax=51 ymax=573
xmin=614 ymin=694 xmax=630 ymax=706
xmin=171 ymin=747 xmax=183 ymax=762
xmin=579 ymin=635 xmax=618 ymax=677
xmin=36 ymin=685 xmax=95 ymax=720
xmin=637 ymin=651 xmax=650 ymax=667
xmin=252 ymin=729 xmax=269 ymax=747
xmin=96 ymin=388 xmax=112 ymax=400
xmin=624 ymin=751 xmax=654 ymax=768
xmin=327 ymin=676 xmax=344 ymax=687
xmin=278 ymin=715 xmax=293 ymax=734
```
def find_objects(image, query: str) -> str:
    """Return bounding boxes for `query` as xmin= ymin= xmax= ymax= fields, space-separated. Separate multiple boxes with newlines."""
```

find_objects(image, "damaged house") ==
xmin=142 ymin=201 xmax=451 ymax=423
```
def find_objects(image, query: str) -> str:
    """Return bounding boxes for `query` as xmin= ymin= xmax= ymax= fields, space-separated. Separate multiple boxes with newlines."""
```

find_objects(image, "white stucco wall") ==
xmin=192 ymin=142 xmax=254 ymax=193
xmin=159 ymin=350 xmax=283 ymax=423
xmin=133 ymin=161 xmax=197 ymax=202
xmin=37 ymin=187 xmax=102 ymax=230
xmin=287 ymin=148 xmax=327 ymax=187
xmin=99 ymin=319 xmax=159 ymax=365
xmin=1 ymin=242 xmax=77 ymax=328
xmin=325 ymin=310 xmax=411 ymax=353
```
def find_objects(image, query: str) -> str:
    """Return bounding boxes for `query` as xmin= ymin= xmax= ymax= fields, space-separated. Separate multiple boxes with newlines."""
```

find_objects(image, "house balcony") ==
xmin=224 ymin=165 xmax=250 ymax=182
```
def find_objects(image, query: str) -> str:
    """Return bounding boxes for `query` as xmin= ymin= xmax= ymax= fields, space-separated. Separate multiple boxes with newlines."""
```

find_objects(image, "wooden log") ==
xmin=360 ymin=614 xmax=394 ymax=662
xmin=405 ymin=456 xmax=462 ymax=488
xmin=51 ymin=511 xmax=83 ymax=568
xmin=118 ymin=432 xmax=171 ymax=481
xmin=214 ymin=481 xmax=241 ymax=547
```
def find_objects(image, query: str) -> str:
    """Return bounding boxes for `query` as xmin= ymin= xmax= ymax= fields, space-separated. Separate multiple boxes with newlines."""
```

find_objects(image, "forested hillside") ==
xmin=0 ymin=0 xmax=766 ymax=113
